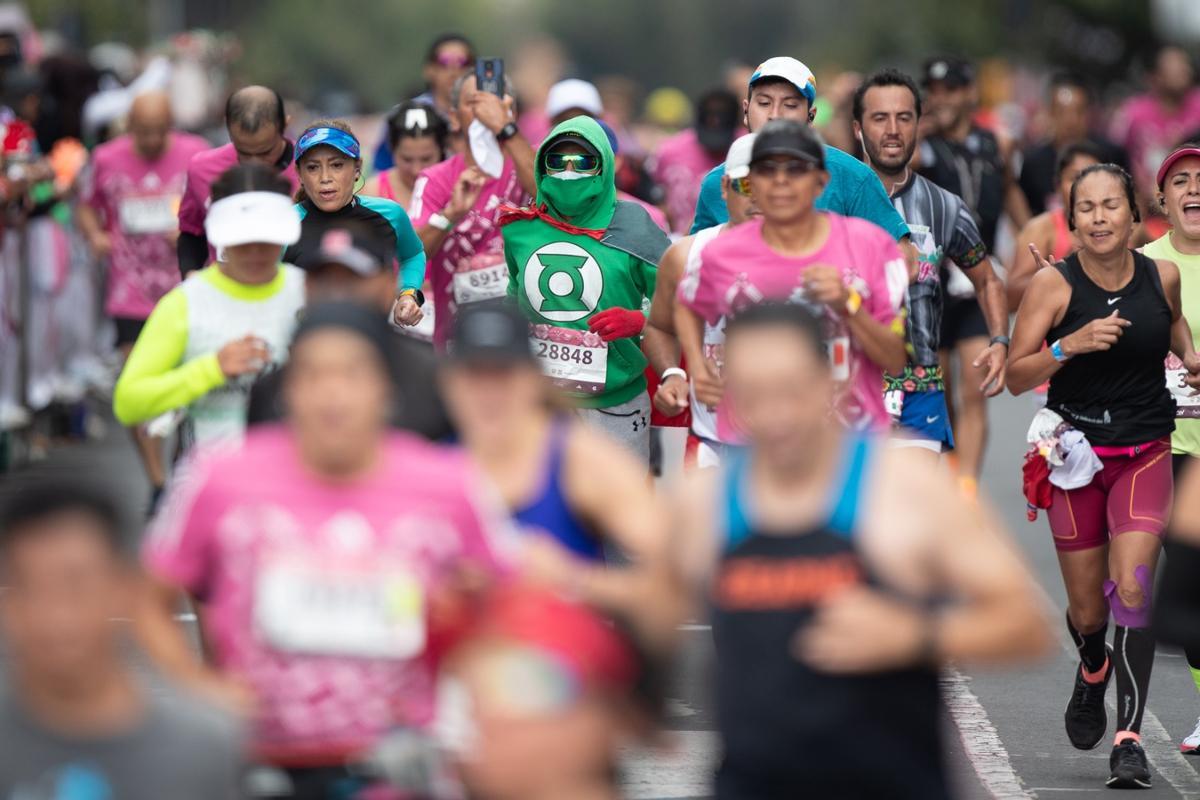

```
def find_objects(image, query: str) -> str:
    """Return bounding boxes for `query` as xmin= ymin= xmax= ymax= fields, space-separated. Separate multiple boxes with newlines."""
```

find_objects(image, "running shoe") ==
xmin=1065 ymin=645 xmax=1113 ymax=750
xmin=1107 ymin=739 xmax=1151 ymax=789
xmin=1181 ymin=716 xmax=1200 ymax=754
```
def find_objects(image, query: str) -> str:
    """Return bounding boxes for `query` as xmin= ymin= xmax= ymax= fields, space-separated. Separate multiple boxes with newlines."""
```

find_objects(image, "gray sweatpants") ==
xmin=576 ymin=393 xmax=651 ymax=466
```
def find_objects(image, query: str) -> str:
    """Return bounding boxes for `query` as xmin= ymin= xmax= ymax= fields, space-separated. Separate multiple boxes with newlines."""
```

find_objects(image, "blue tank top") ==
xmin=712 ymin=434 xmax=947 ymax=800
xmin=512 ymin=422 xmax=602 ymax=561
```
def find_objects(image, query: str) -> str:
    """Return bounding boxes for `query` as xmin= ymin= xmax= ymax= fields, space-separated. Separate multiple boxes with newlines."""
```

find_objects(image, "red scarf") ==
xmin=497 ymin=203 xmax=605 ymax=241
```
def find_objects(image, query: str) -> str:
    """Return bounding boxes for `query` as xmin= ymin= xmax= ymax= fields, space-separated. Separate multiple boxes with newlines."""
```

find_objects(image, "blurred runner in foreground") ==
xmin=113 ymin=164 xmax=305 ymax=457
xmin=441 ymin=303 xmax=679 ymax=636
xmin=0 ymin=478 xmax=242 ymax=799
xmin=645 ymin=133 xmax=757 ymax=468
xmin=1007 ymin=164 xmax=1200 ymax=788
xmin=501 ymin=115 xmax=669 ymax=462
xmin=852 ymin=69 xmax=1008 ymax=459
xmin=673 ymin=301 xmax=1051 ymax=800
xmin=77 ymin=91 xmax=207 ymax=509
xmin=136 ymin=302 xmax=514 ymax=799
xmin=285 ymin=119 xmax=427 ymax=328
xmin=676 ymin=120 xmax=907 ymax=443
xmin=177 ymin=86 xmax=299 ymax=273
xmin=1142 ymin=144 xmax=1200 ymax=753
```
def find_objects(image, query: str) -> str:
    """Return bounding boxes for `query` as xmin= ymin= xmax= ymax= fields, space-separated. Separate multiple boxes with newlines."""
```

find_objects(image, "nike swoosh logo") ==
xmin=926 ymin=416 xmax=939 ymax=424
xmin=1107 ymin=297 xmax=1121 ymax=305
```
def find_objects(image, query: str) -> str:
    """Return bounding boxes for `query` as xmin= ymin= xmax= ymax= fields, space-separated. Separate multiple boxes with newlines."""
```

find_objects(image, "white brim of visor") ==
xmin=205 ymin=191 xmax=301 ymax=249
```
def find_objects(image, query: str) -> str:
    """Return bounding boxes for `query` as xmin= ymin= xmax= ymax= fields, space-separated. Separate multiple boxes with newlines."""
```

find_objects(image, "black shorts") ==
xmin=113 ymin=316 xmax=146 ymax=347
xmin=939 ymin=297 xmax=988 ymax=351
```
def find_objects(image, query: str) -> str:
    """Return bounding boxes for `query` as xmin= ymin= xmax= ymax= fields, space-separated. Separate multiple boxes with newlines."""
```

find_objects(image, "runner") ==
xmin=371 ymin=33 xmax=475 ymax=173
xmin=0 ymin=478 xmax=241 ymax=798
xmin=688 ymin=57 xmax=910 ymax=250
xmin=852 ymin=68 xmax=1009 ymax=457
xmin=136 ymin=302 xmax=515 ymax=799
xmin=177 ymin=85 xmax=299 ymax=273
xmin=76 ymin=91 xmax=207 ymax=509
xmin=1007 ymin=141 xmax=1103 ymax=310
xmin=500 ymin=115 xmax=670 ymax=461
xmin=672 ymin=301 xmax=1051 ymax=799
xmin=650 ymin=87 xmax=739 ymax=234
xmin=441 ymin=303 xmax=675 ymax=630
xmin=1141 ymin=144 xmax=1200 ymax=753
xmin=918 ymin=55 xmax=1030 ymax=484
xmin=368 ymin=101 xmax=449 ymax=212
xmin=113 ymin=164 xmax=305 ymax=453
xmin=409 ymin=70 xmax=535 ymax=350
xmin=1007 ymin=164 xmax=1200 ymax=788
xmin=284 ymin=119 xmax=427 ymax=328
xmin=676 ymin=120 xmax=908 ymax=440
xmin=645 ymin=133 xmax=757 ymax=468
xmin=246 ymin=220 xmax=453 ymax=441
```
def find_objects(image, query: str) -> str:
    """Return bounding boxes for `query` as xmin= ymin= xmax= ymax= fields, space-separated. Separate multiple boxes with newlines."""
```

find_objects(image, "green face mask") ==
xmin=539 ymin=170 xmax=608 ymax=224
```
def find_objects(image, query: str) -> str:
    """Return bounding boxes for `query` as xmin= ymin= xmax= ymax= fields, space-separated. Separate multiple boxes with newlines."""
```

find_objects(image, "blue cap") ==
xmin=296 ymin=126 xmax=361 ymax=162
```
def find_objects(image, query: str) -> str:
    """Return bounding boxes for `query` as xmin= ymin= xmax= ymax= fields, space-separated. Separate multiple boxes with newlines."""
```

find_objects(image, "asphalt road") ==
xmin=12 ymin=390 xmax=1200 ymax=799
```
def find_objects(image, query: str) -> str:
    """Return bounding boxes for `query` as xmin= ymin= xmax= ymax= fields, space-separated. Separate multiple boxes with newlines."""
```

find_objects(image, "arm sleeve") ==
xmin=142 ymin=451 xmax=223 ymax=599
xmin=113 ymin=290 xmax=227 ymax=425
xmin=177 ymin=231 xmax=209 ymax=275
xmin=946 ymin=198 xmax=989 ymax=269
xmin=848 ymin=171 xmax=910 ymax=242
xmin=390 ymin=204 xmax=427 ymax=291
xmin=688 ymin=168 xmax=726 ymax=234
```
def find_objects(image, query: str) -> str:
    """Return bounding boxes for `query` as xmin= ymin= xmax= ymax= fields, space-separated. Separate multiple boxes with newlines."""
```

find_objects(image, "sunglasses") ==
xmin=435 ymin=53 xmax=471 ymax=69
xmin=750 ymin=159 xmax=819 ymax=179
xmin=730 ymin=175 xmax=752 ymax=196
xmin=544 ymin=152 xmax=602 ymax=175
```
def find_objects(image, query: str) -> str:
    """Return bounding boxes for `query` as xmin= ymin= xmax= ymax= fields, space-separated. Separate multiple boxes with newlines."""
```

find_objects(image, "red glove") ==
xmin=587 ymin=307 xmax=646 ymax=342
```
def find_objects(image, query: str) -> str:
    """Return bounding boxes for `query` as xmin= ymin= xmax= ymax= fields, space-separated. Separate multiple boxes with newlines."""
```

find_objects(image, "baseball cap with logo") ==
xmin=450 ymin=302 xmax=535 ymax=365
xmin=921 ymin=56 xmax=975 ymax=88
xmin=749 ymin=57 xmax=817 ymax=106
xmin=297 ymin=223 xmax=392 ymax=276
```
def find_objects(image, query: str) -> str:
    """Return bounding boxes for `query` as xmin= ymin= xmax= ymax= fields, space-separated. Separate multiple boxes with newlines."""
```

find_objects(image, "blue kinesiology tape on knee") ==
xmin=1103 ymin=564 xmax=1152 ymax=628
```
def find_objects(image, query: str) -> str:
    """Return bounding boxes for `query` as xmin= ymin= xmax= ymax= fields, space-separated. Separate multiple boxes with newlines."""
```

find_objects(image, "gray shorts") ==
xmin=576 ymin=393 xmax=650 ymax=465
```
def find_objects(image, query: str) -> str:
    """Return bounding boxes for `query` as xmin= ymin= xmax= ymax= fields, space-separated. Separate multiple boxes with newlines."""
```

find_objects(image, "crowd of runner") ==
xmin=5 ymin=18 xmax=1200 ymax=799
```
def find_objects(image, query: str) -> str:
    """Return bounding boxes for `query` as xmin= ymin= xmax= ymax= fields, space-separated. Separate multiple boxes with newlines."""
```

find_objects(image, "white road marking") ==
xmin=620 ymin=730 xmax=718 ymax=799
xmin=942 ymin=668 xmax=1036 ymax=799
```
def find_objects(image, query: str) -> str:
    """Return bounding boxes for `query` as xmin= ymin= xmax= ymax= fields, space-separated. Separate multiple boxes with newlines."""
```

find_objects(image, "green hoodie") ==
xmin=503 ymin=116 xmax=669 ymax=409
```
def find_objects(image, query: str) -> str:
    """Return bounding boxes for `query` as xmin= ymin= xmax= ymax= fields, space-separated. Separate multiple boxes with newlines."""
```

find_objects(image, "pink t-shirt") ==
xmin=677 ymin=213 xmax=907 ymax=433
xmin=409 ymin=153 xmax=529 ymax=349
xmin=177 ymin=142 xmax=301 ymax=237
xmin=1109 ymin=89 xmax=1200 ymax=194
xmin=650 ymin=128 xmax=722 ymax=235
xmin=144 ymin=426 xmax=514 ymax=761
xmin=81 ymin=132 xmax=208 ymax=318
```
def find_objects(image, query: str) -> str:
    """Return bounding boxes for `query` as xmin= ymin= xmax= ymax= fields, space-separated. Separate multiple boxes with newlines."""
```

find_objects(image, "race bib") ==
xmin=827 ymin=335 xmax=851 ymax=383
xmin=254 ymin=557 xmax=425 ymax=659
xmin=1167 ymin=365 xmax=1200 ymax=418
xmin=453 ymin=256 xmax=509 ymax=305
xmin=118 ymin=194 xmax=178 ymax=235
xmin=530 ymin=325 xmax=607 ymax=395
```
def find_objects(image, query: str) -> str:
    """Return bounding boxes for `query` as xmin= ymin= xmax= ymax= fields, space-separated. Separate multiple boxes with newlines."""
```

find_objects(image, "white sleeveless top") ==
xmin=683 ymin=224 xmax=725 ymax=443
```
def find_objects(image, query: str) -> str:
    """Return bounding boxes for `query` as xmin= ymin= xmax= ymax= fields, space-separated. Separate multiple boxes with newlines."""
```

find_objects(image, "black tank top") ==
xmin=710 ymin=435 xmax=947 ymax=800
xmin=1045 ymin=251 xmax=1174 ymax=447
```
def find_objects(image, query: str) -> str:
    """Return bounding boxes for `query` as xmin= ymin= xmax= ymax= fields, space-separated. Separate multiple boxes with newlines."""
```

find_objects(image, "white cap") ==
xmin=724 ymin=133 xmax=757 ymax=180
xmin=749 ymin=57 xmax=817 ymax=105
xmin=545 ymin=79 xmax=604 ymax=121
xmin=205 ymin=192 xmax=301 ymax=250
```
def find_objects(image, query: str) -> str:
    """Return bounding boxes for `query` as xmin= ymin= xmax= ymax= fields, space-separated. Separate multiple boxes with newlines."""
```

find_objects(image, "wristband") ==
xmin=844 ymin=287 xmax=863 ymax=316
xmin=429 ymin=213 xmax=452 ymax=231
xmin=661 ymin=367 xmax=688 ymax=383
xmin=990 ymin=335 xmax=1011 ymax=348
xmin=1050 ymin=339 xmax=1069 ymax=363
xmin=496 ymin=122 xmax=519 ymax=143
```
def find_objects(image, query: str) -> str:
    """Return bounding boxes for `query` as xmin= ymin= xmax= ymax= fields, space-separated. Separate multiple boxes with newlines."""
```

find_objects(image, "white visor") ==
xmin=205 ymin=191 xmax=301 ymax=250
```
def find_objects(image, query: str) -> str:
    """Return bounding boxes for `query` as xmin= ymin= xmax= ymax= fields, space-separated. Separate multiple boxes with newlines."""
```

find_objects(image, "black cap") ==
xmin=543 ymin=133 xmax=601 ymax=159
xmin=922 ymin=56 xmax=974 ymax=88
xmin=297 ymin=224 xmax=392 ymax=276
xmin=292 ymin=300 xmax=396 ymax=376
xmin=450 ymin=302 xmax=535 ymax=365
xmin=749 ymin=119 xmax=825 ymax=169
